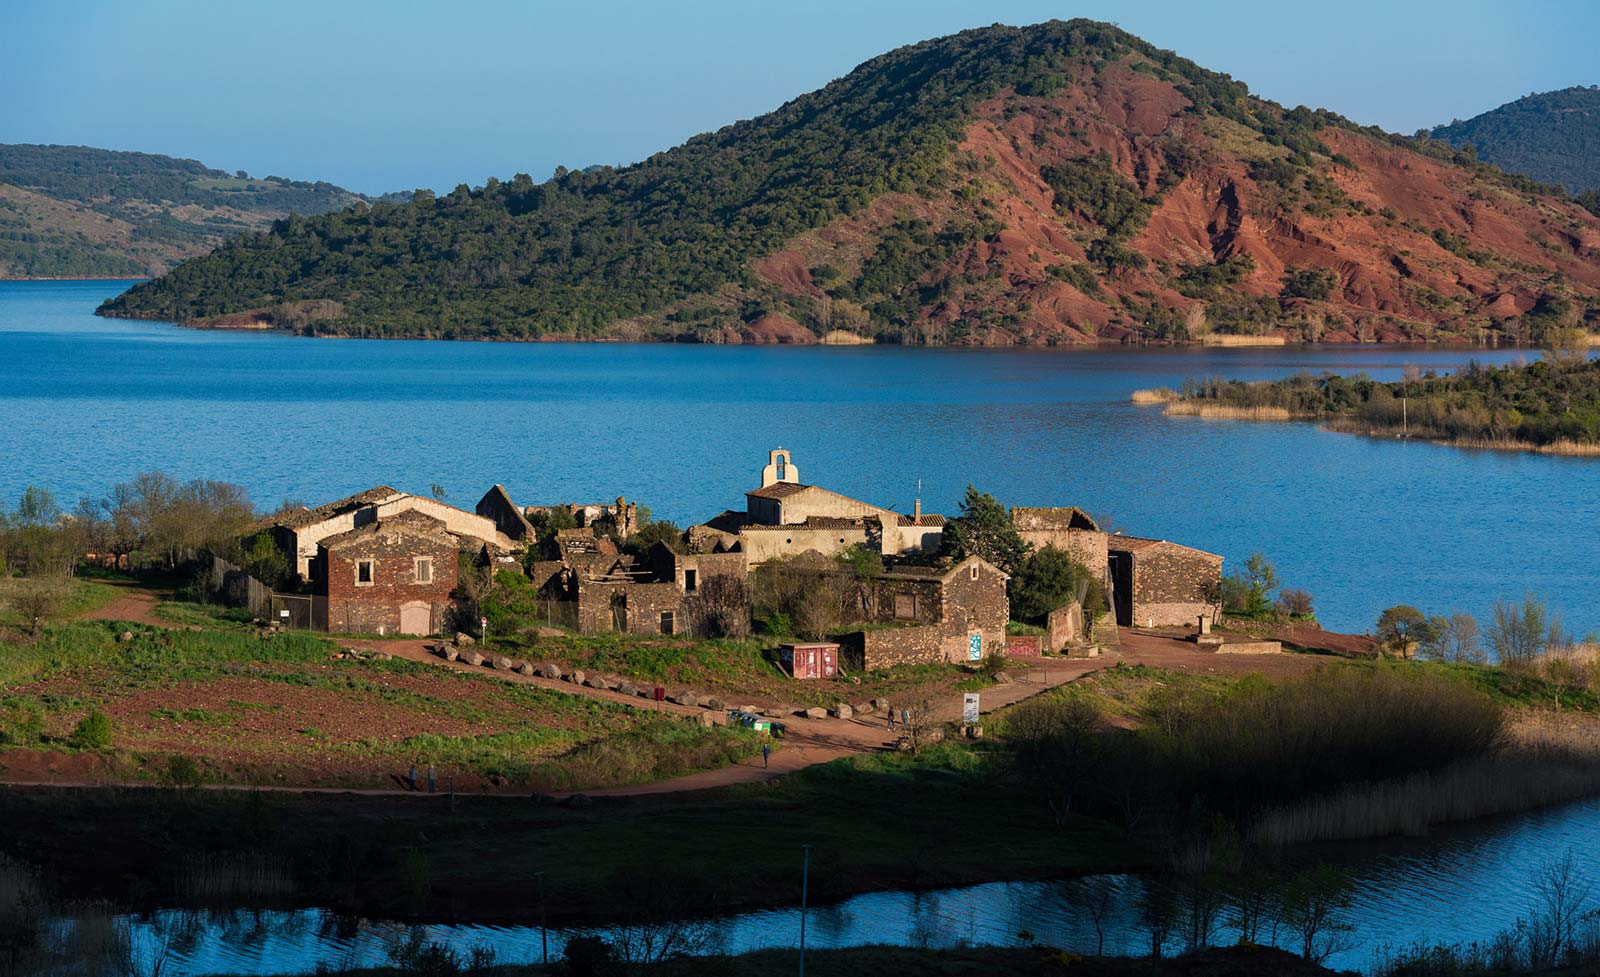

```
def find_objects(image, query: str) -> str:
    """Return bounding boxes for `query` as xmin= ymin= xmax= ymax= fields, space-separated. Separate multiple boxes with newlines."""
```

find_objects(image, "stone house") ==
xmin=1107 ymin=535 xmax=1223 ymax=628
xmin=475 ymin=484 xmax=533 ymax=541
xmin=836 ymin=555 xmax=1010 ymax=670
xmin=314 ymin=510 xmax=458 ymax=636
xmin=688 ymin=448 xmax=944 ymax=564
xmin=1011 ymin=506 xmax=1109 ymax=579
xmin=264 ymin=486 xmax=511 ymax=582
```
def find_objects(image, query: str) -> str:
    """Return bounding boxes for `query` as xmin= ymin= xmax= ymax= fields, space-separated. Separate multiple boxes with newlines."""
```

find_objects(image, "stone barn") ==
xmin=1011 ymin=507 xmax=1109 ymax=578
xmin=836 ymin=555 xmax=1010 ymax=670
xmin=1107 ymin=536 xmax=1223 ymax=628
xmin=315 ymin=510 xmax=458 ymax=636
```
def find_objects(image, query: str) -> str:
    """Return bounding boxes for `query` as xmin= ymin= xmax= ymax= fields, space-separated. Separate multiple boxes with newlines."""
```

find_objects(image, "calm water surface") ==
xmin=3 ymin=280 xmax=1595 ymax=634
xmin=100 ymin=796 xmax=1600 ymax=975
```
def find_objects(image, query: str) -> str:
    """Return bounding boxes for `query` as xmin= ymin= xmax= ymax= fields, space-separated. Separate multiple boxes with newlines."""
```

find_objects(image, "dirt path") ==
xmin=72 ymin=579 xmax=166 ymax=627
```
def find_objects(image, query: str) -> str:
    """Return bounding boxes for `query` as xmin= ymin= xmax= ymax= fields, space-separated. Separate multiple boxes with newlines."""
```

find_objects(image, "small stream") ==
xmin=79 ymin=795 xmax=1600 ymax=975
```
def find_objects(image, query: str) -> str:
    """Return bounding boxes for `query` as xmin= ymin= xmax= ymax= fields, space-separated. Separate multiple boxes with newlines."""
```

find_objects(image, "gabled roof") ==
xmin=1109 ymin=534 xmax=1223 ymax=561
xmin=897 ymin=513 xmax=947 ymax=527
xmin=746 ymin=482 xmax=812 ymax=500
xmin=320 ymin=509 xmax=451 ymax=551
xmin=1012 ymin=506 xmax=1101 ymax=532
xmin=477 ymin=484 xmax=533 ymax=535
xmin=273 ymin=486 xmax=405 ymax=529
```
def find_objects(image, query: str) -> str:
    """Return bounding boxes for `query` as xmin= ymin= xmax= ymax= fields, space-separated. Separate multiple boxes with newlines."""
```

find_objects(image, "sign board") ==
xmin=1006 ymin=635 xmax=1040 ymax=657
xmin=653 ymin=686 xmax=666 ymax=702
xmin=967 ymin=633 xmax=983 ymax=661
xmin=962 ymin=692 xmax=980 ymax=724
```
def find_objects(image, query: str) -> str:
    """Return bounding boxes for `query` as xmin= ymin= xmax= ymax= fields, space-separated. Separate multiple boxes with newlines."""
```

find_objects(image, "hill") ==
xmin=0 ymin=145 xmax=395 ymax=278
xmin=99 ymin=21 xmax=1600 ymax=345
xmin=1431 ymin=86 xmax=1600 ymax=196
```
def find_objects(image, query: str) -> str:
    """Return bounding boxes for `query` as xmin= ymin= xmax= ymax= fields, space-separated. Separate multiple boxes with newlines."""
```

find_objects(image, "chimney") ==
xmin=913 ymin=497 xmax=922 ymax=520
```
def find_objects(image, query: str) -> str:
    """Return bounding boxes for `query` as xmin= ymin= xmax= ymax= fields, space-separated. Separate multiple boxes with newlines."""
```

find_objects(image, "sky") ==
xmin=2 ymin=0 xmax=1596 ymax=195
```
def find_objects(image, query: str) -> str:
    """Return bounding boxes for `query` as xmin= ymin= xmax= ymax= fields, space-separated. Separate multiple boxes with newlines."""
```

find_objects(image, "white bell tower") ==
xmin=761 ymin=447 xmax=800 ymax=488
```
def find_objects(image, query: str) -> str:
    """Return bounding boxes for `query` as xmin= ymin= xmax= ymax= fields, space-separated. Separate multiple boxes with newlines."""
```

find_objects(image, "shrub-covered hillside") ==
xmin=99 ymin=20 xmax=1600 ymax=344
xmin=1432 ymin=86 xmax=1600 ymax=195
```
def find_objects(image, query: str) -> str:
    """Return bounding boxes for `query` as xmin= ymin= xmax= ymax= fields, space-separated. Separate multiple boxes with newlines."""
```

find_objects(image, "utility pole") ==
xmin=799 ymin=844 xmax=812 ymax=977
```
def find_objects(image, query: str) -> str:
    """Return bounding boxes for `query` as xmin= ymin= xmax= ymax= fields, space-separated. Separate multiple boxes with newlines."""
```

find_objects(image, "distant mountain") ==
xmin=1431 ymin=86 xmax=1600 ymax=195
xmin=100 ymin=21 xmax=1600 ymax=345
xmin=0 ymin=145 xmax=403 ymax=278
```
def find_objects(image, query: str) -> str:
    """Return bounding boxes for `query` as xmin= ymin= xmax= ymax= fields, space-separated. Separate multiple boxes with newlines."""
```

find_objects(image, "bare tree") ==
xmin=3 ymin=576 xmax=71 ymax=638
xmin=1279 ymin=864 xmax=1357 ymax=963
xmin=1526 ymin=852 xmax=1594 ymax=967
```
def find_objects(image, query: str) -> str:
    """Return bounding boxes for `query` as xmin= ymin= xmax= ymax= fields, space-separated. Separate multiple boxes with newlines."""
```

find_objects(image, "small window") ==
xmin=356 ymin=560 xmax=374 ymax=586
xmin=660 ymin=611 xmax=675 ymax=635
xmin=684 ymin=569 xmax=697 ymax=593
xmin=894 ymin=593 xmax=917 ymax=620
xmin=415 ymin=557 xmax=433 ymax=584
xmin=969 ymin=564 xmax=979 ymax=581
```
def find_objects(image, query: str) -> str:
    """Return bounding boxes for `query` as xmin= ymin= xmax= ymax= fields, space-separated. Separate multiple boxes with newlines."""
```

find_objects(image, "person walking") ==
xmin=886 ymin=707 xmax=895 ymax=731
xmin=427 ymin=764 xmax=437 ymax=794
xmin=407 ymin=765 xmax=417 ymax=791
xmin=761 ymin=743 xmax=771 ymax=769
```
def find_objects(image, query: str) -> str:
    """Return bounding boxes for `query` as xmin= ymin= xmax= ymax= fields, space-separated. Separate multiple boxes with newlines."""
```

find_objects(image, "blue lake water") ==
xmin=3 ymin=278 xmax=1598 ymax=636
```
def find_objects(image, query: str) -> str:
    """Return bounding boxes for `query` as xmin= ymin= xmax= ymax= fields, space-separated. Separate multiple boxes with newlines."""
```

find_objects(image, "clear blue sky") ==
xmin=2 ymin=0 xmax=1594 ymax=195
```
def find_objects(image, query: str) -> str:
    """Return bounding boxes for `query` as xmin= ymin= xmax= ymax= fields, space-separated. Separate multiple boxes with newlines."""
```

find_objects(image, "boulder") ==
xmin=491 ymin=655 xmax=513 ymax=671
xmin=517 ymin=662 xmax=537 ymax=676
xmin=117 ymin=631 xmax=134 ymax=643
xmin=460 ymin=650 xmax=485 ymax=667
xmin=697 ymin=711 xmax=725 ymax=728
xmin=616 ymin=681 xmax=640 ymax=697
xmin=992 ymin=671 xmax=1013 ymax=685
xmin=567 ymin=669 xmax=586 ymax=686
xmin=536 ymin=627 xmax=565 ymax=638
xmin=871 ymin=697 xmax=890 ymax=713
xmin=442 ymin=647 xmax=460 ymax=662
xmin=804 ymin=707 xmax=827 ymax=720
xmin=852 ymin=701 xmax=873 ymax=716
xmin=670 ymin=690 xmax=700 ymax=707
xmin=739 ymin=704 xmax=758 ymax=714
xmin=763 ymin=706 xmax=792 ymax=718
xmin=454 ymin=632 xmax=476 ymax=647
xmin=830 ymin=703 xmax=853 ymax=720
xmin=583 ymin=675 xmax=609 ymax=690
xmin=374 ymin=652 xmax=393 ymax=662
xmin=702 ymin=696 xmax=726 ymax=712
xmin=537 ymin=662 xmax=563 ymax=680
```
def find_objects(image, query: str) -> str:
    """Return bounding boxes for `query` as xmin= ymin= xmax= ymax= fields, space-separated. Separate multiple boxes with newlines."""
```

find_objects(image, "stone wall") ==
xmin=736 ymin=524 xmax=868 ymax=564
xmin=575 ymin=580 xmax=683 ymax=635
xmin=837 ymin=624 xmax=947 ymax=671
xmin=774 ymin=487 xmax=893 ymax=525
xmin=323 ymin=532 xmax=457 ymax=636
xmin=1127 ymin=544 xmax=1222 ymax=628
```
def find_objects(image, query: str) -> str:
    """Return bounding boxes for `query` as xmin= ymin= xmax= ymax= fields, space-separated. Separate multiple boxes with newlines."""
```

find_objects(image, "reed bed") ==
xmin=1163 ymin=402 xmax=1295 ymax=420
xmin=1129 ymin=386 xmax=1179 ymax=404
xmin=177 ymin=851 xmax=297 ymax=903
xmin=1251 ymin=714 xmax=1600 ymax=847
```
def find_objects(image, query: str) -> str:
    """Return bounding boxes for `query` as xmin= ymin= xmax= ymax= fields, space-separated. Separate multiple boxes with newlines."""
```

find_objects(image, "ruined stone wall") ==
xmin=575 ymin=580 xmax=684 ymax=635
xmin=870 ymin=575 xmax=945 ymax=626
xmin=323 ymin=534 xmax=457 ymax=636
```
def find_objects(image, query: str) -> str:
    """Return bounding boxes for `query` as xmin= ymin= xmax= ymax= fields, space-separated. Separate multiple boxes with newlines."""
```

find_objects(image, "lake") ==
xmin=93 ymin=795 xmax=1600 ymax=975
xmin=3 ymin=278 xmax=1598 ymax=635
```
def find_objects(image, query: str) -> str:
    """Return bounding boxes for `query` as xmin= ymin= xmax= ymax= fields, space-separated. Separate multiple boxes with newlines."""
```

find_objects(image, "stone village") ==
xmin=226 ymin=448 xmax=1233 ymax=676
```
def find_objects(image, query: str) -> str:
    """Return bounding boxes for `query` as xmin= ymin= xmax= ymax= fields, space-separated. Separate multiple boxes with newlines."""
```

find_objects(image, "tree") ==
xmin=240 ymin=531 xmax=292 ymax=591
xmin=1489 ymin=592 xmax=1557 ymax=665
xmin=1223 ymin=552 xmax=1279 ymax=616
xmin=1542 ymin=325 xmax=1592 ymax=368
xmin=1375 ymin=605 xmax=1438 ymax=657
xmin=1422 ymin=611 xmax=1485 ymax=664
xmin=69 ymin=709 xmax=113 ymax=749
xmin=944 ymin=486 xmax=1030 ymax=576
xmin=624 ymin=518 xmax=685 ymax=556
xmin=681 ymin=573 xmax=750 ymax=638
xmin=835 ymin=543 xmax=883 ymax=619
xmin=1006 ymin=696 xmax=1102 ymax=823
xmin=1275 ymin=588 xmax=1314 ymax=618
xmin=1011 ymin=544 xmax=1102 ymax=623
xmin=1278 ymin=863 xmax=1356 ymax=963
xmin=3 ymin=576 xmax=71 ymax=638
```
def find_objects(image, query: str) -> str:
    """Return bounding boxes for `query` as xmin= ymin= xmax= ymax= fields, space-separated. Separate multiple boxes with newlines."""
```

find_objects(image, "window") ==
xmin=355 ymin=560 xmax=374 ymax=586
xmin=660 ymin=611 xmax=675 ymax=635
xmin=894 ymin=593 xmax=917 ymax=620
xmin=414 ymin=557 xmax=433 ymax=584
xmin=684 ymin=569 xmax=697 ymax=593
xmin=969 ymin=564 xmax=979 ymax=581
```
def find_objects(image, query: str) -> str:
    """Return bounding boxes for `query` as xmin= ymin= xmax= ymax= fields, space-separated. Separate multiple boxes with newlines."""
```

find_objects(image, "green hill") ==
xmin=0 ymin=145 xmax=389 ymax=278
xmin=98 ymin=21 xmax=1600 ymax=345
xmin=1431 ymin=86 xmax=1600 ymax=195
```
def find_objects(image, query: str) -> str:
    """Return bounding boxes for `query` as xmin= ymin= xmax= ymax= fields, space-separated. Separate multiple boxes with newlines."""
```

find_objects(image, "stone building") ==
xmin=523 ymin=497 xmax=640 ymax=539
xmin=1107 ymin=535 xmax=1223 ymax=628
xmin=688 ymin=448 xmax=944 ymax=564
xmin=315 ymin=510 xmax=458 ymax=635
xmin=1011 ymin=507 xmax=1109 ymax=579
xmin=836 ymin=556 xmax=1010 ymax=670
xmin=264 ymin=486 xmax=510 ymax=582
xmin=475 ymin=484 xmax=533 ymax=541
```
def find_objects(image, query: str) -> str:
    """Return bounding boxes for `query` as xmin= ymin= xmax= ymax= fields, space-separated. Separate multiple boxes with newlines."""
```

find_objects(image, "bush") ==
xmin=1276 ymin=588 xmax=1314 ymax=618
xmin=1011 ymin=544 xmax=1105 ymax=624
xmin=69 ymin=709 xmax=113 ymax=749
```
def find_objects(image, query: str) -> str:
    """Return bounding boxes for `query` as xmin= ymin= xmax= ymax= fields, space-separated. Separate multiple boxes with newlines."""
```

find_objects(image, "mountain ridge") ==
xmin=1431 ymin=86 xmax=1600 ymax=195
xmin=98 ymin=20 xmax=1600 ymax=345
xmin=0 ymin=144 xmax=402 ymax=278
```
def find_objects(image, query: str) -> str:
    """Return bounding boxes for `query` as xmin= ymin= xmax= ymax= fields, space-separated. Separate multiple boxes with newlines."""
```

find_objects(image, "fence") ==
xmin=269 ymin=592 xmax=327 ymax=631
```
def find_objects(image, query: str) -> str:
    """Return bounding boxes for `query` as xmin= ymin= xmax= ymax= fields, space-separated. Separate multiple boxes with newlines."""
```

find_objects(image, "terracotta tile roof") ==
xmin=898 ymin=513 xmax=947 ymax=527
xmin=746 ymin=482 xmax=812 ymax=500
xmin=273 ymin=485 xmax=404 ymax=529
xmin=320 ymin=510 xmax=450 ymax=550
xmin=1109 ymin=534 xmax=1223 ymax=560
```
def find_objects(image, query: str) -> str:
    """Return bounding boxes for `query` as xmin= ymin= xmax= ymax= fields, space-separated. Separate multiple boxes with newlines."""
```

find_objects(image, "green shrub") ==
xmin=69 ymin=709 xmax=113 ymax=749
